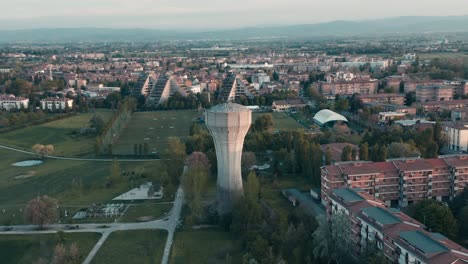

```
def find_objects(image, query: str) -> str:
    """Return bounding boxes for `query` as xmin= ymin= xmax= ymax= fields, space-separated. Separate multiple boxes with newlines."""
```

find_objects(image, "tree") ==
xmin=409 ymin=200 xmax=458 ymax=239
xmin=242 ymin=151 xmax=257 ymax=177
xmin=313 ymin=211 xmax=353 ymax=264
xmin=165 ymin=137 xmax=187 ymax=184
xmin=182 ymin=166 xmax=208 ymax=224
xmin=359 ymin=143 xmax=369 ymax=161
xmin=387 ymin=142 xmax=420 ymax=158
xmin=32 ymin=144 xmax=55 ymax=159
xmin=52 ymin=244 xmax=67 ymax=264
xmin=341 ymin=145 xmax=352 ymax=161
xmin=89 ymin=114 xmax=105 ymax=134
xmin=253 ymin=114 xmax=273 ymax=132
xmin=185 ymin=151 xmax=211 ymax=171
xmin=24 ymin=195 xmax=58 ymax=229
xmin=457 ymin=206 xmax=468 ymax=240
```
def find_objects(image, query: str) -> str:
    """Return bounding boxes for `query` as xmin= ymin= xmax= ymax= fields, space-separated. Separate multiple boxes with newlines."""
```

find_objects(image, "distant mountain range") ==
xmin=1 ymin=15 xmax=468 ymax=43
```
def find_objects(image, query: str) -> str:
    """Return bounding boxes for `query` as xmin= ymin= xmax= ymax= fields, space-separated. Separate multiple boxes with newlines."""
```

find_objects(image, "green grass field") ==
xmin=0 ymin=232 xmax=101 ymax=264
xmin=170 ymin=229 xmax=243 ymax=264
xmin=253 ymin=112 xmax=304 ymax=131
xmin=119 ymin=202 xmax=173 ymax=222
xmin=92 ymin=230 xmax=167 ymax=264
xmin=418 ymin=52 xmax=468 ymax=60
xmin=0 ymin=147 xmax=165 ymax=225
xmin=0 ymin=110 xmax=114 ymax=157
xmin=113 ymin=111 xmax=201 ymax=156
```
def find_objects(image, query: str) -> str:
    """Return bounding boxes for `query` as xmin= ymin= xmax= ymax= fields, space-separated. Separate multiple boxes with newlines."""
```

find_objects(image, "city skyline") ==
xmin=1 ymin=0 xmax=468 ymax=30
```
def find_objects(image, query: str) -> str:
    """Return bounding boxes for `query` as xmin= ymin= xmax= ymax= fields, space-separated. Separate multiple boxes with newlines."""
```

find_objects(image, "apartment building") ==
xmin=327 ymin=188 xmax=468 ymax=264
xmin=359 ymin=93 xmax=406 ymax=105
xmin=416 ymin=99 xmax=468 ymax=112
xmin=443 ymin=123 xmax=468 ymax=152
xmin=319 ymin=78 xmax=378 ymax=96
xmin=40 ymin=98 xmax=74 ymax=111
xmin=321 ymin=155 xmax=468 ymax=208
xmin=416 ymin=85 xmax=453 ymax=102
xmin=0 ymin=94 xmax=29 ymax=110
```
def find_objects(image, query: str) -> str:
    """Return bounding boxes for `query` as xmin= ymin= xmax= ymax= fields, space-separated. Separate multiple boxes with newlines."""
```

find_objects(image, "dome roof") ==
xmin=208 ymin=102 xmax=250 ymax=113
xmin=313 ymin=109 xmax=348 ymax=126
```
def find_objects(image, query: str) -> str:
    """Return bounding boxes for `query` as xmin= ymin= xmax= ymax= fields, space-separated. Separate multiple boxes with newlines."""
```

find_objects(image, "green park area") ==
xmin=113 ymin=110 xmax=201 ymax=156
xmin=0 ymin=110 xmax=114 ymax=157
xmin=92 ymin=230 xmax=167 ymax=264
xmin=170 ymin=229 xmax=243 ymax=264
xmin=253 ymin=112 xmax=304 ymax=131
xmin=119 ymin=202 xmax=173 ymax=222
xmin=0 ymin=232 xmax=101 ymax=264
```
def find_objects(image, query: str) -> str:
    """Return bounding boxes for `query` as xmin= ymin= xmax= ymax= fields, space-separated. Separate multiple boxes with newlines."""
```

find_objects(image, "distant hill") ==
xmin=1 ymin=16 xmax=468 ymax=43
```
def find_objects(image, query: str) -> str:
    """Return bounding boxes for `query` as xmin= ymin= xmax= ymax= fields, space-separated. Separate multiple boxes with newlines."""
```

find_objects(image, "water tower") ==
xmin=205 ymin=103 xmax=252 ymax=214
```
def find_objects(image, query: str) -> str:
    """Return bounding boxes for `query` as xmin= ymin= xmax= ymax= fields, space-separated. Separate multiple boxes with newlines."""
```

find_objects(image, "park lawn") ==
xmin=92 ymin=230 xmax=167 ymax=264
xmin=170 ymin=228 xmax=243 ymax=264
xmin=113 ymin=110 xmax=201 ymax=156
xmin=253 ymin=112 xmax=304 ymax=131
xmin=0 ymin=109 xmax=114 ymax=157
xmin=260 ymin=176 xmax=314 ymax=219
xmin=0 ymin=148 xmax=166 ymax=225
xmin=0 ymin=232 xmax=101 ymax=264
xmin=119 ymin=202 xmax=173 ymax=222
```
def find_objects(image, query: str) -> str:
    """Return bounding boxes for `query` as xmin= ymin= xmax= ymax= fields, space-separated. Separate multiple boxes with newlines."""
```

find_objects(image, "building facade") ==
xmin=327 ymin=188 xmax=468 ymax=264
xmin=443 ymin=123 xmax=468 ymax=152
xmin=321 ymin=155 xmax=468 ymax=207
xmin=0 ymin=94 xmax=29 ymax=110
xmin=40 ymin=98 xmax=73 ymax=111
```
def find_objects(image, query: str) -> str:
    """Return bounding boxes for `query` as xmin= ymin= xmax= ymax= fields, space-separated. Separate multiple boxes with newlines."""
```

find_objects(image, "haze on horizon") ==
xmin=1 ymin=0 xmax=468 ymax=30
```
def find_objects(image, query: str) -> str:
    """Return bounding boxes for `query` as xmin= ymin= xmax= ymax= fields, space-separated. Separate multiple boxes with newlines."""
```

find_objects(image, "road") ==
xmin=0 ymin=144 xmax=165 ymax=162
xmin=0 ymin=186 xmax=185 ymax=264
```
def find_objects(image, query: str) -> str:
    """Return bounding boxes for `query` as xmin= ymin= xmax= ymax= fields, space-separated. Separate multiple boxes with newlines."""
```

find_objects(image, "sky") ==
xmin=1 ymin=0 xmax=468 ymax=30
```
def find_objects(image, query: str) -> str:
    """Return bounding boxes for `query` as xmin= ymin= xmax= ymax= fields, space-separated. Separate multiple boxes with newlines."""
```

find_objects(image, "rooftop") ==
xmin=208 ymin=102 xmax=250 ymax=113
xmin=361 ymin=206 xmax=402 ymax=225
xmin=399 ymin=230 xmax=448 ymax=254
xmin=333 ymin=188 xmax=364 ymax=203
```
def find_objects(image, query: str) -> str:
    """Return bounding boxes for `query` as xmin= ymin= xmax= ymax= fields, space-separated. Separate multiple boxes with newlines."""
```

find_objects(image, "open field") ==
xmin=0 ymin=147 xmax=166 ymax=225
xmin=113 ymin=110 xmax=201 ymax=156
xmin=253 ymin=112 xmax=304 ymax=131
xmin=119 ymin=202 xmax=173 ymax=222
xmin=0 ymin=232 xmax=101 ymax=264
xmin=92 ymin=230 xmax=167 ymax=264
xmin=0 ymin=109 xmax=114 ymax=157
xmin=170 ymin=228 xmax=243 ymax=264
xmin=418 ymin=52 xmax=468 ymax=60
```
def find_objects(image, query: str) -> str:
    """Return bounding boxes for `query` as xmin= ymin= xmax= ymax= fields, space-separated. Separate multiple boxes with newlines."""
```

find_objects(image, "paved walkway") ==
xmin=0 ymin=187 xmax=185 ymax=264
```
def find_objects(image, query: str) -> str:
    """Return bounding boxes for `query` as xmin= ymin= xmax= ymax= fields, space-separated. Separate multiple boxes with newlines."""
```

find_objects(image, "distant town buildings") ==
xmin=443 ymin=123 xmax=468 ymax=152
xmin=217 ymin=73 xmax=256 ymax=102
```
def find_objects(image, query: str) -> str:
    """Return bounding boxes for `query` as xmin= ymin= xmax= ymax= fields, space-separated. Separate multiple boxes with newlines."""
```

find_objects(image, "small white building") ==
xmin=0 ymin=94 xmax=29 ymax=110
xmin=40 ymin=98 xmax=74 ymax=111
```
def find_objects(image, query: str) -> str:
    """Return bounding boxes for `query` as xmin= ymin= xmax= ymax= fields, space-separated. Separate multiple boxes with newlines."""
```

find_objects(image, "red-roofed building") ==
xmin=327 ymin=188 xmax=468 ymax=264
xmin=321 ymin=155 xmax=468 ymax=208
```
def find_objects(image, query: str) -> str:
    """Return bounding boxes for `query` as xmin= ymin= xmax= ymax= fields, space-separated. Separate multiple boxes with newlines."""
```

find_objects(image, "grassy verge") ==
xmin=170 ymin=228 xmax=243 ymax=264
xmin=253 ymin=112 xmax=304 ymax=131
xmin=119 ymin=202 xmax=173 ymax=222
xmin=92 ymin=230 xmax=167 ymax=264
xmin=0 ymin=232 xmax=101 ymax=264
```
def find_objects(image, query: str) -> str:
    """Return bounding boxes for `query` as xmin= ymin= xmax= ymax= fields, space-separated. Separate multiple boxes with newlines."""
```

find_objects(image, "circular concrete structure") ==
xmin=205 ymin=103 xmax=252 ymax=214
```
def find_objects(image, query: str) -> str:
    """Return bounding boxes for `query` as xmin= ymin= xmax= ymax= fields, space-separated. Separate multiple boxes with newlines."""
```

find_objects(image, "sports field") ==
xmin=253 ymin=112 xmax=304 ymax=131
xmin=113 ymin=110 xmax=201 ymax=156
